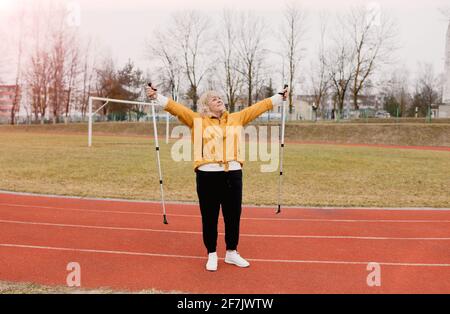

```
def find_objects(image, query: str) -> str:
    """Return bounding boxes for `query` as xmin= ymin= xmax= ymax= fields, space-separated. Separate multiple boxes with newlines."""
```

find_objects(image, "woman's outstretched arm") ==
xmin=146 ymin=85 xmax=199 ymax=129
xmin=234 ymin=87 xmax=288 ymax=125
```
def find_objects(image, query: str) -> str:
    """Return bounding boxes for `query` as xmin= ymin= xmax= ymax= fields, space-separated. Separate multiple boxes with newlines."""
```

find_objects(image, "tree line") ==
xmin=0 ymin=1 xmax=447 ymax=125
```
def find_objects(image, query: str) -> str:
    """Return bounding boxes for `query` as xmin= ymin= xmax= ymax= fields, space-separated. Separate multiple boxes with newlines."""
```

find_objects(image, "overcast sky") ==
xmin=1 ymin=0 xmax=449 ymax=88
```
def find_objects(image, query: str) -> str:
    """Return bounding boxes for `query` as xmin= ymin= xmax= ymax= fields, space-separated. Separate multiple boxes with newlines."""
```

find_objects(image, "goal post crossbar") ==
xmin=90 ymin=96 xmax=164 ymax=109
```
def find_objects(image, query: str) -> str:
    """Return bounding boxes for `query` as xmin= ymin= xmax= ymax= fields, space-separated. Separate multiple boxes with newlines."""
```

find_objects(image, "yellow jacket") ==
xmin=164 ymin=98 xmax=274 ymax=171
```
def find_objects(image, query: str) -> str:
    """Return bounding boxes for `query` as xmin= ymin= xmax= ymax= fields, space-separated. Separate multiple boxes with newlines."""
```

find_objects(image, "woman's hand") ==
xmin=279 ymin=86 xmax=289 ymax=101
xmin=146 ymin=83 xmax=157 ymax=100
xmin=282 ymin=87 xmax=289 ymax=101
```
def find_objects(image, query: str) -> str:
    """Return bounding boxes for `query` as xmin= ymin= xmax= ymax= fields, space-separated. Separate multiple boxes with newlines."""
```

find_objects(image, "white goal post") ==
xmin=87 ymin=96 xmax=169 ymax=224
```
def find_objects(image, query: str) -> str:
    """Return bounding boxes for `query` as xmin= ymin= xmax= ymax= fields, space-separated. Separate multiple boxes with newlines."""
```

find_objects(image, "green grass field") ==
xmin=0 ymin=130 xmax=449 ymax=208
xmin=2 ymin=120 xmax=450 ymax=147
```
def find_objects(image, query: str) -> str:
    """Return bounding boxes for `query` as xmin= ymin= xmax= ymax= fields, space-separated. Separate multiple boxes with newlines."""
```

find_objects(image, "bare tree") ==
xmin=4 ymin=0 xmax=96 ymax=125
xmin=393 ymin=66 xmax=411 ymax=116
xmin=411 ymin=63 xmax=441 ymax=117
xmin=21 ymin=0 xmax=85 ymax=124
xmin=148 ymin=29 xmax=183 ymax=101
xmin=252 ymin=61 xmax=270 ymax=103
xmin=10 ymin=2 xmax=26 ymax=125
xmin=26 ymin=1 xmax=52 ymax=124
xmin=48 ymin=3 xmax=77 ymax=124
xmin=310 ymin=12 xmax=330 ymax=116
xmin=279 ymin=2 xmax=307 ymax=114
xmin=95 ymin=57 xmax=118 ymax=99
xmin=236 ymin=12 xmax=267 ymax=106
xmin=217 ymin=9 xmax=243 ymax=112
xmin=326 ymin=16 xmax=356 ymax=113
xmin=80 ymin=39 xmax=97 ymax=119
xmin=169 ymin=11 xmax=212 ymax=111
xmin=346 ymin=5 xmax=397 ymax=110
xmin=28 ymin=48 xmax=52 ymax=124
xmin=64 ymin=37 xmax=81 ymax=123
xmin=380 ymin=66 xmax=411 ymax=117
xmin=21 ymin=90 xmax=33 ymax=124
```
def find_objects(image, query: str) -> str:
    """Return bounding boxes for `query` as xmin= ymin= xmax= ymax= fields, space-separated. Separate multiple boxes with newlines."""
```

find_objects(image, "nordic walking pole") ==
xmin=148 ymin=83 xmax=168 ymax=225
xmin=276 ymin=84 xmax=288 ymax=215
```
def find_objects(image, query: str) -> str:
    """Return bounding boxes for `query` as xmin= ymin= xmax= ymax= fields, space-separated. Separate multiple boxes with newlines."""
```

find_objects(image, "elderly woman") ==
xmin=147 ymin=85 xmax=288 ymax=272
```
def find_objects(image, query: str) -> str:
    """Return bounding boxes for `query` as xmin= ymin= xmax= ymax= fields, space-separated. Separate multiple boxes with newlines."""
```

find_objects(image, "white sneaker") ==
xmin=224 ymin=250 xmax=250 ymax=268
xmin=206 ymin=252 xmax=218 ymax=272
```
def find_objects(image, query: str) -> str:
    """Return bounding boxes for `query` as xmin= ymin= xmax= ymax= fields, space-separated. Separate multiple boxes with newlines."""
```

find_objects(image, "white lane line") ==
xmin=1 ymin=219 xmax=450 ymax=241
xmin=1 ymin=243 xmax=449 ymax=267
xmin=2 ymin=190 xmax=450 ymax=211
xmin=1 ymin=203 xmax=450 ymax=223
xmin=0 ymin=243 xmax=204 ymax=260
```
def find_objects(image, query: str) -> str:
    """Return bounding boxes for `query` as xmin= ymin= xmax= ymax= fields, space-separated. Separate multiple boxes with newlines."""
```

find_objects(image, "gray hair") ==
xmin=198 ymin=90 xmax=222 ymax=118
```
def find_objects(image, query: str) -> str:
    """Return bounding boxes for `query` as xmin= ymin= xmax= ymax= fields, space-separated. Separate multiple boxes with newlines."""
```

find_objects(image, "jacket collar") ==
xmin=210 ymin=111 xmax=229 ymax=120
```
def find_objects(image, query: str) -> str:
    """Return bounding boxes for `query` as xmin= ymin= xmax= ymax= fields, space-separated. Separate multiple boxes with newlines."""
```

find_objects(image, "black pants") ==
xmin=196 ymin=169 xmax=243 ymax=254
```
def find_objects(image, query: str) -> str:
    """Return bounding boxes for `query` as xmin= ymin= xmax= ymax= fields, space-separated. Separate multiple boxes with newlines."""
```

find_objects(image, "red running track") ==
xmin=0 ymin=192 xmax=450 ymax=294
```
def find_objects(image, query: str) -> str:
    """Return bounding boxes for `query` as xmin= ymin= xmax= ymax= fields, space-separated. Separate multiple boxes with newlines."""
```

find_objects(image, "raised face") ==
xmin=208 ymin=95 xmax=226 ymax=116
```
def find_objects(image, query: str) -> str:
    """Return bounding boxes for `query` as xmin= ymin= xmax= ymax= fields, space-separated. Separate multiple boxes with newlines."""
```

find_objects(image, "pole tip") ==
xmin=276 ymin=205 xmax=281 ymax=215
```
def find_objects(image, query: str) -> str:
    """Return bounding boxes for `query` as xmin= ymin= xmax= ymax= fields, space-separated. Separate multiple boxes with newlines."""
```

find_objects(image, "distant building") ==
xmin=231 ymin=92 xmax=385 ymax=121
xmin=271 ymin=96 xmax=312 ymax=120
xmin=295 ymin=94 xmax=383 ymax=120
xmin=238 ymin=95 xmax=314 ymax=121
xmin=439 ymin=105 xmax=450 ymax=118
xmin=0 ymin=85 xmax=20 ymax=123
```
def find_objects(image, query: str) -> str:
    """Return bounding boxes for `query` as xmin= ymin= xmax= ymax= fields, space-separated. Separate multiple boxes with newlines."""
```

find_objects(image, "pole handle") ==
xmin=278 ymin=84 xmax=289 ymax=96
xmin=148 ymin=82 xmax=158 ymax=92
